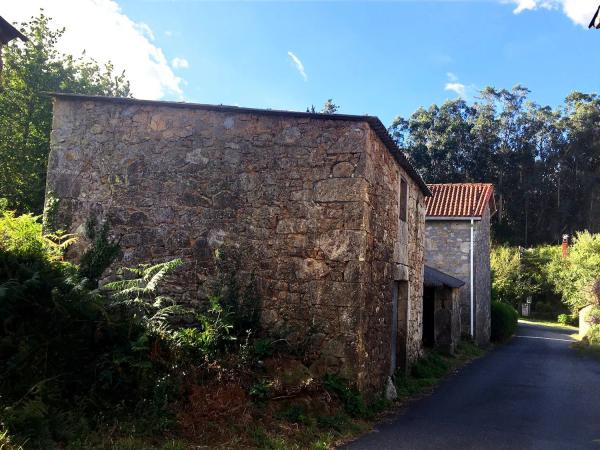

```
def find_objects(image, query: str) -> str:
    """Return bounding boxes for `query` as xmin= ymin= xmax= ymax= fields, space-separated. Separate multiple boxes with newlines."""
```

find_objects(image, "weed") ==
xmin=410 ymin=352 xmax=449 ymax=379
xmin=322 ymin=374 xmax=367 ymax=419
xmin=275 ymin=404 xmax=310 ymax=424
xmin=249 ymin=380 xmax=270 ymax=402
xmin=249 ymin=426 xmax=288 ymax=450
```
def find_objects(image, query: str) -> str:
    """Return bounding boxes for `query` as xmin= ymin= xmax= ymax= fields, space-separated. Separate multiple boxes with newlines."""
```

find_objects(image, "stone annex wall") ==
xmin=432 ymin=286 xmax=461 ymax=354
xmin=46 ymin=96 xmax=427 ymax=394
xmin=424 ymin=208 xmax=491 ymax=345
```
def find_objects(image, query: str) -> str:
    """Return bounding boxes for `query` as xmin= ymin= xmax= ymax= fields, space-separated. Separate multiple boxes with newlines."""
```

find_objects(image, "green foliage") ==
xmin=322 ymin=374 xmax=367 ymax=419
xmin=172 ymin=297 xmax=235 ymax=360
xmin=584 ymin=325 xmax=600 ymax=346
xmin=252 ymin=337 xmax=275 ymax=359
xmin=210 ymin=246 xmax=262 ymax=338
xmin=249 ymin=381 xmax=270 ymax=401
xmin=0 ymin=13 xmax=130 ymax=214
xmin=0 ymin=220 xmax=188 ymax=447
xmin=249 ymin=426 xmax=288 ymax=450
xmin=491 ymin=245 xmax=530 ymax=306
xmin=548 ymin=232 xmax=600 ymax=311
xmin=491 ymin=301 xmax=519 ymax=342
xmin=78 ymin=216 xmax=121 ymax=285
xmin=585 ymin=306 xmax=600 ymax=326
xmin=557 ymin=313 xmax=577 ymax=326
xmin=390 ymin=86 xmax=600 ymax=246
xmin=0 ymin=209 xmax=74 ymax=260
xmin=410 ymin=352 xmax=449 ymax=379
xmin=41 ymin=191 xmax=60 ymax=233
xmin=104 ymin=259 xmax=186 ymax=327
xmin=275 ymin=404 xmax=310 ymax=425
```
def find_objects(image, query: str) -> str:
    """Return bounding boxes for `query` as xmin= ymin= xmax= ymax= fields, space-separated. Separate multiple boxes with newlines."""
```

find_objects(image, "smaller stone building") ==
xmin=423 ymin=265 xmax=464 ymax=354
xmin=45 ymin=94 xmax=431 ymax=394
xmin=424 ymin=183 xmax=495 ymax=346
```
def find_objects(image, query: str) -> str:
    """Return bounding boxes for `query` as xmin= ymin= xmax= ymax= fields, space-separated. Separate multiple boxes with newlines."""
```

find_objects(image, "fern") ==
xmin=103 ymin=259 xmax=188 ymax=331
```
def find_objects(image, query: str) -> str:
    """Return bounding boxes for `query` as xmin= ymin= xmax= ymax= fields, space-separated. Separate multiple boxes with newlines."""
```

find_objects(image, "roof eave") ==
xmin=426 ymin=216 xmax=482 ymax=221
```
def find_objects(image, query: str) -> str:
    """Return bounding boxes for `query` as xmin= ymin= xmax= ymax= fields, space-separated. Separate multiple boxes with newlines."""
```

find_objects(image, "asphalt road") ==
xmin=341 ymin=323 xmax=600 ymax=450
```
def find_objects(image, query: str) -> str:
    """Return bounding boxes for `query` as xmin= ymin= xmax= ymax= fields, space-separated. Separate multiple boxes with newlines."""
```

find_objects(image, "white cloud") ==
xmin=445 ymin=82 xmax=467 ymax=98
xmin=287 ymin=51 xmax=307 ymax=81
xmin=171 ymin=57 xmax=189 ymax=69
xmin=444 ymin=72 xmax=476 ymax=100
xmin=509 ymin=0 xmax=598 ymax=27
xmin=3 ymin=0 xmax=183 ymax=99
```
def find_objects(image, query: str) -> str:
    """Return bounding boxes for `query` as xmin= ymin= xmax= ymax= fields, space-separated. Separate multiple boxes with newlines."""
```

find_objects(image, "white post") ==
xmin=470 ymin=218 xmax=474 ymax=338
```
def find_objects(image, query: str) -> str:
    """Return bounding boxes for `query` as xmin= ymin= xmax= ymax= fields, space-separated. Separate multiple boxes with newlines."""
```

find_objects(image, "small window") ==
xmin=399 ymin=178 xmax=408 ymax=222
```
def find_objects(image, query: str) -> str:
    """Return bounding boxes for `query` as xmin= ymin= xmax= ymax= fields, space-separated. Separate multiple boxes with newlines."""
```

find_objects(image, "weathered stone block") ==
xmin=314 ymin=178 xmax=368 ymax=203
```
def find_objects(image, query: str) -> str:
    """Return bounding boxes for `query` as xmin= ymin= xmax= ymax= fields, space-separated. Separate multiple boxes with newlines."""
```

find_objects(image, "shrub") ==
xmin=585 ymin=325 xmax=600 ymax=345
xmin=548 ymin=232 xmax=600 ymax=312
xmin=78 ymin=216 xmax=121 ymax=286
xmin=586 ymin=306 xmax=600 ymax=326
xmin=322 ymin=374 xmax=367 ymax=419
xmin=491 ymin=301 xmax=518 ymax=342
xmin=557 ymin=313 xmax=577 ymax=326
xmin=0 ymin=248 xmax=187 ymax=446
xmin=0 ymin=209 xmax=74 ymax=261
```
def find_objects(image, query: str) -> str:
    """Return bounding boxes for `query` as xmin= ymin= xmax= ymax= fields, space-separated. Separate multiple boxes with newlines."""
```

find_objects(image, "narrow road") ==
xmin=342 ymin=323 xmax=600 ymax=450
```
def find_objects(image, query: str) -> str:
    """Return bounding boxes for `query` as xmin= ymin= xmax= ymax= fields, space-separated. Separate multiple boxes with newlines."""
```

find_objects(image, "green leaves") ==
xmin=0 ymin=13 xmax=130 ymax=214
xmin=103 ymin=258 xmax=187 ymax=330
xmin=549 ymin=232 xmax=600 ymax=311
xmin=391 ymin=86 xmax=600 ymax=246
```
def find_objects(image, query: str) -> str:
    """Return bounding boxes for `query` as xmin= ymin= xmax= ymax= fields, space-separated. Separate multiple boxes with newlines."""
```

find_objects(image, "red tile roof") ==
xmin=425 ymin=183 xmax=495 ymax=218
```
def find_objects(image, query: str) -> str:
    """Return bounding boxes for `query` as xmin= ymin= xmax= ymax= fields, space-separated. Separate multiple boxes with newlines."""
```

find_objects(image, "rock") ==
xmin=264 ymin=358 xmax=313 ymax=395
xmin=332 ymin=161 xmax=355 ymax=178
xmin=314 ymin=178 xmax=368 ymax=203
xmin=385 ymin=376 xmax=398 ymax=401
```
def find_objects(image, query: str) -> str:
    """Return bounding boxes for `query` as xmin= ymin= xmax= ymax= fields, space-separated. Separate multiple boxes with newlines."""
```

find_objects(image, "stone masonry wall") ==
xmin=361 ymin=128 xmax=426 ymax=390
xmin=46 ymin=97 xmax=426 ymax=394
xmin=474 ymin=207 xmax=491 ymax=345
xmin=425 ymin=221 xmax=471 ymax=335
xmin=424 ymin=208 xmax=491 ymax=345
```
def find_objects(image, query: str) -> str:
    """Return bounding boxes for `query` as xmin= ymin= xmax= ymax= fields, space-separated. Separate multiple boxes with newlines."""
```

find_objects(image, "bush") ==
xmin=557 ymin=313 xmax=577 ymax=326
xmin=584 ymin=325 xmax=600 ymax=345
xmin=491 ymin=301 xmax=518 ymax=342
xmin=0 ymin=209 xmax=74 ymax=261
xmin=0 ymin=213 xmax=191 ymax=447
xmin=322 ymin=374 xmax=367 ymax=419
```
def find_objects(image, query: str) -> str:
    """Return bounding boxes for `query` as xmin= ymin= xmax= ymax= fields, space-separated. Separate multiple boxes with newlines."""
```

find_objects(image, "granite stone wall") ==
xmin=361 ymin=128 xmax=426 ymax=389
xmin=46 ymin=97 xmax=426 ymax=393
xmin=424 ymin=209 xmax=491 ymax=345
xmin=433 ymin=286 xmax=461 ymax=354
xmin=473 ymin=208 xmax=491 ymax=345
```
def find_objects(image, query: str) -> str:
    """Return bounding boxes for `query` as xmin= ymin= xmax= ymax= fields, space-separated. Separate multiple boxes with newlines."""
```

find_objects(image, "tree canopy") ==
xmin=0 ymin=13 xmax=130 ymax=214
xmin=391 ymin=86 xmax=600 ymax=245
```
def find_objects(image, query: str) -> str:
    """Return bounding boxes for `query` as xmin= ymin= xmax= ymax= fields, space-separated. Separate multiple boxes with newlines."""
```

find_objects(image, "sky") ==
xmin=4 ymin=0 xmax=600 ymax=125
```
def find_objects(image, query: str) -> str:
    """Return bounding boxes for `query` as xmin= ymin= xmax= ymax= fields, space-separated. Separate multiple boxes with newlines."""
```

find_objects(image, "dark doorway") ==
xmin=423 ymin=286 xmax=435 ymax=348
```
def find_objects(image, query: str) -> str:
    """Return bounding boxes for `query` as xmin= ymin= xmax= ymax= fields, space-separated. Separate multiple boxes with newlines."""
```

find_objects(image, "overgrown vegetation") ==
xmin=491 ymin=301 xmax=519 ymax=342
xmin=0 ymin=13 xmax=130 ymax=214
xmin=0 ymin=209 xmax=490 ymax=449
xmin=491 ymin=233 xmax=600 ymax=323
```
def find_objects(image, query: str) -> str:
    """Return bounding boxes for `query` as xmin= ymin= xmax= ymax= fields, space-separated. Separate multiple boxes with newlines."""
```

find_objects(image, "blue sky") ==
xmin=8 ymin=1 xmax=600 ymax=125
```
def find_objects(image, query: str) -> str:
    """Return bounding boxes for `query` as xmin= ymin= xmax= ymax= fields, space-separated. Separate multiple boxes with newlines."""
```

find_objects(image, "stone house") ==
xmin=422 ymin=265 xmax=464 ymax=354
xmin=45 ymin=93 xmax=431 ymax=393
xmin=424 ymin=183 xmax=495 ymax=346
